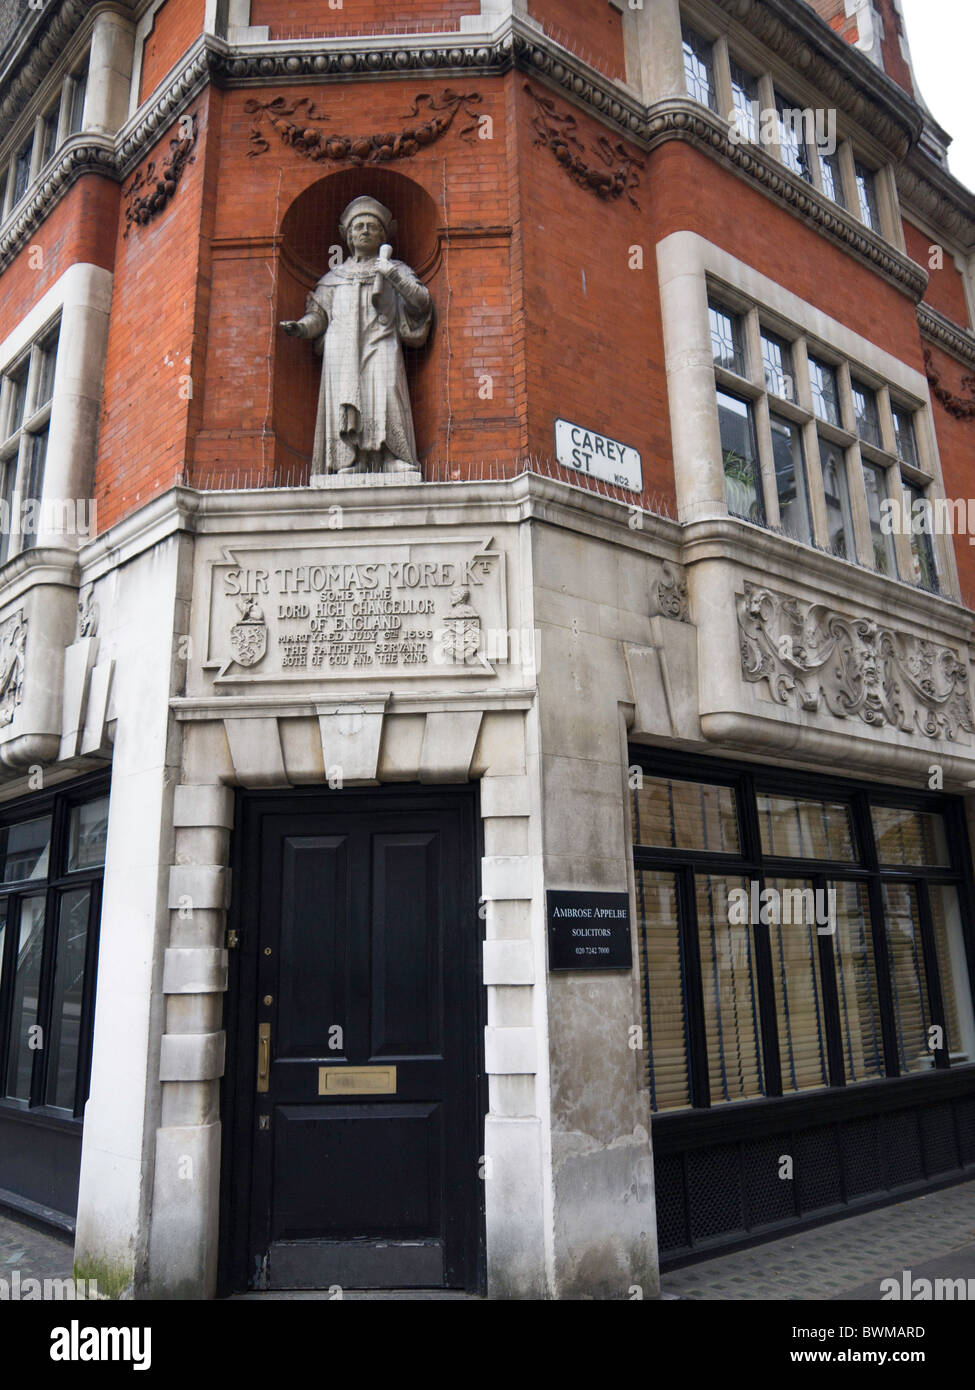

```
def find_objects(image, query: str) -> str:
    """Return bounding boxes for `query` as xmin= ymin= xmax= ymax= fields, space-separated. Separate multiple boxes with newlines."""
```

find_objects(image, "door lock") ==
xmin=257 ymin=1022 xmax=270 ymax=1093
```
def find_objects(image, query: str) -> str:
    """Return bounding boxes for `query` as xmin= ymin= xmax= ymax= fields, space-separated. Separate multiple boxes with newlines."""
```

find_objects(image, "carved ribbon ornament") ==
xmin=244 ymin=90 xmax=483 ymax=164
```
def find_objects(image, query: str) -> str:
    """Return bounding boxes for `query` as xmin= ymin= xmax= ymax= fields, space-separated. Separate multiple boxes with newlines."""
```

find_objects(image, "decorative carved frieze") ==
xmin=0 ymin=611 xmax=27 ymax=730
xmin=738 ymin=582 xmax=974 ymax=742
xmin=524 ymin=84 xmax=643 ymax=209
xmin=898 ymin=160 xmax=975 ymax=253
xmin=245 ymin=90 xmax=482 ymax=164
xmin=923 ymin=346 xmax=975 ymax=421
xmin=651 ymin=562 xmax=690 ymax=622
xmin=918 ymin=305 xmax=975 ymax=374
xmin=0 ymin=13 xmax=948 ymax=296
xmin=123 ymin=115 xmax=198 ymax=235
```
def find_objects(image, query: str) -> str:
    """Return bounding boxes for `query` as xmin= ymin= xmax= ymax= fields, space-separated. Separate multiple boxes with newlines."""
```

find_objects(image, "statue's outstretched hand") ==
xmin=280 ymin=320 xmax=302 ymax=336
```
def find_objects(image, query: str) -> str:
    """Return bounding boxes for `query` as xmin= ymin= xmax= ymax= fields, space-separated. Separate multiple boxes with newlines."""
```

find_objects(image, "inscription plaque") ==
xmin=204 ymin=536 xmax=507 ymax=681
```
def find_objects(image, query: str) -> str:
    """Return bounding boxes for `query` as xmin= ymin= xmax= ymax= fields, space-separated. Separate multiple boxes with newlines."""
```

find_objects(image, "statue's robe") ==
xmin=304 ymin=257 xmax=432 ymax=473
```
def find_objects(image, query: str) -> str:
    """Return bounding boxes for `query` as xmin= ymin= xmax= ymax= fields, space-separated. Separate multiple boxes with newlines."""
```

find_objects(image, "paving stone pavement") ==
xmin=660 ymin=1180 xmax=975 ymax=1300
xmin=0 ymin=1211 xmax=75 ymax=1287
xmin=3 ymin=1179 xmax=975 ymax=1299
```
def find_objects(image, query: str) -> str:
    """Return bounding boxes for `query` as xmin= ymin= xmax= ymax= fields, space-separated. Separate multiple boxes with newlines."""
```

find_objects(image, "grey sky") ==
xmin=898 ymin=0 xmax=975 ymax=193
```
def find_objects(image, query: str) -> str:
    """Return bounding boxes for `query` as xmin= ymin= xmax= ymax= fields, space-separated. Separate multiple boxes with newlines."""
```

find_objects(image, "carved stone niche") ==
xmin=737 ymin=582 xmax=974 ymax=743
xmin=270 ymin=168 xmax=442 ymax=488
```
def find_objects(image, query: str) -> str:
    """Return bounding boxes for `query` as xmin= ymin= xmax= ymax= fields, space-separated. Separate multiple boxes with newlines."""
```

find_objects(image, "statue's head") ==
xmin=339 ymin=196 xmax=396 ymax=255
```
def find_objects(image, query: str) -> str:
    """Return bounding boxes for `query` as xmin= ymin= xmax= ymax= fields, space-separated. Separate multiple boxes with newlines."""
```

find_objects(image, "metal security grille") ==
xmin=655 ymin=1089 xmax=975 ymax=1264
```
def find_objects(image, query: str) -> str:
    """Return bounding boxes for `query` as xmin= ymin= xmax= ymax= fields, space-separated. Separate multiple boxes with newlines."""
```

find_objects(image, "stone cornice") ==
xmin=0 ymin=0 xmax=90 ymax=138
xmin=0 ymin=21 xmax=935 ymax=299
xmin=681 ymin=515 xmax=975 ymax=640
xmin=710 ymin=0 xmax=921 ymax=160
xmin=897 ymin=153 xmax=975 ymax=253
xmin=0 ymin=135 xmax=117 ymax=275
xmin=115 ymin=36 xmax=212 ymax=175
xmin=917 ymin=304 xmax=975 ymax=373
xmin=645 ymin=99 xmax=928 ymax=302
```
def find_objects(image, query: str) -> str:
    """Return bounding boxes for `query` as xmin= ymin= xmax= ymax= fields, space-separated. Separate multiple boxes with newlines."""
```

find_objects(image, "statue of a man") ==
xmin=280 ymin=196 xmax=433 ymax=476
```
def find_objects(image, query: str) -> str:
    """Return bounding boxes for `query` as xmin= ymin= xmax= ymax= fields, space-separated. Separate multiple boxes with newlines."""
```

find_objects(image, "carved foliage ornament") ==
xmin=524 ymin=84 xmax=643 ymax=209
xmin=245 ymin=90 xmax=483 ymax=164
xmin=738 ymin=583 xmax=974 ymax=742
xmin=0 ymin=610 xmax=27 ymax=730
xmin=123 ymin=114 xmax=198 ymax=235
xmin=923 ymin=347 xmax=975 ymax=421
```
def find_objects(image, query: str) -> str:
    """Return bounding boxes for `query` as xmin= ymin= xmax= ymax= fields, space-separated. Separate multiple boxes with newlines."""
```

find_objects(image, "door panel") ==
xmin=371 ymin=833 xmax=441 ymax=1057
xmin=230 ymin=787 xmax=482 ymax=1292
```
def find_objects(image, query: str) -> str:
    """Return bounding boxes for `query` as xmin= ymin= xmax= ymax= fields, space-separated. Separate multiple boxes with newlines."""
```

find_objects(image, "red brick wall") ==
xmin=519 ymin=80 xmax=673 ymax=512
xmin=250 ymin=0 xmax=469 ymax=40
xmin=0 ymin=178 xmax=117 ymax=343
xmin=925 ymin=341 xmax=975 ymax=607
xmin=527 ymin=0 xmax=626 ymax=81
xmin=803 ymin=0 xmax=914 ymax=95
xmin=95 ymin=99 xmax=211 ymax=531
xmin=192 ymin=77 xmax=521 ymax=486
xmin=139 ymin=0 xmax=206 ymax=103
xmin=651 ymin=141 xmax=924 ymax=370
xmin=904 ymin=220 xmax=971 ymax=329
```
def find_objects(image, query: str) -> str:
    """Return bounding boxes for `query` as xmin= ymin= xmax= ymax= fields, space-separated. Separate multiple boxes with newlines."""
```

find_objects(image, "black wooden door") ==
xmin=231 ymin=787 xmax=482 ymax=1292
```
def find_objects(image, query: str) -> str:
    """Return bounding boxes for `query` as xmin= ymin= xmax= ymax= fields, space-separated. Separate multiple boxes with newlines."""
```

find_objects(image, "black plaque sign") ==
xmin=547 ymin=890 xmax=633 ymax=971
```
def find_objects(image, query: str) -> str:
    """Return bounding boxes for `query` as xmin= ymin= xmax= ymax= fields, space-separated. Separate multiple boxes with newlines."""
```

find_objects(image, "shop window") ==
xmin=631 ymin=762 xmax=975 ymax=1113
xmin=0 ymin=783 xmax=107 ymax=1118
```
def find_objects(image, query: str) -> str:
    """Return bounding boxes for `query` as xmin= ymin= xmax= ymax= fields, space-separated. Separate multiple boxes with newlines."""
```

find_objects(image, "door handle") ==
xmin=257 ymin=1022 xmax=270 ymax=1093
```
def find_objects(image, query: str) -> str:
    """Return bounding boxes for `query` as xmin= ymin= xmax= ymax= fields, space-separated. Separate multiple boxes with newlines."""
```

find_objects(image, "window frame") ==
xmin=0 ymin=773 xmax=108 ymax=1123
xmin=0 ymin=48 xmax=89 ymax=225
xmin=706 ymin=280 xmax=941 ymax=590
xmin=0 ymin=318 xmax=60 ymax=566
xmin=630 ymin=751 xmax=975 ymax=1114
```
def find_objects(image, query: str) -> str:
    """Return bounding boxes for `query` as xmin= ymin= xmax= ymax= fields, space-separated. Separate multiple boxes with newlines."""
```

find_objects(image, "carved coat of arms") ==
xmin=230 ymin=596 xmax=267 ymax=668
xmin=439 ymin=585 xmax=482 ymax=665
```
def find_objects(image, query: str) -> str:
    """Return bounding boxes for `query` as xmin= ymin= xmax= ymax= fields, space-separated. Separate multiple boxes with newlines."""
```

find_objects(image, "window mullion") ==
xmin=856 ymin=790 xmax=902 ymax=1079
xmin=814 ymin=870 xmax=845 ymax=1086
xmin=678 ymin=864 xmax=711 ymax=1109
xmin=0 ymin=894 xmax=13 ymax=1097
xmin=74 ymin=878 xmax=102 ymax=1117
xmin=915 ymin=879 xmax=950 ymax=1071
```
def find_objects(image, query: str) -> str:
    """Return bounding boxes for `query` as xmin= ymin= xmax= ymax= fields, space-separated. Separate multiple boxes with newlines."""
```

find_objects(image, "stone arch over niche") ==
xmin=274 ymin=168 xmax=443 ymax=482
